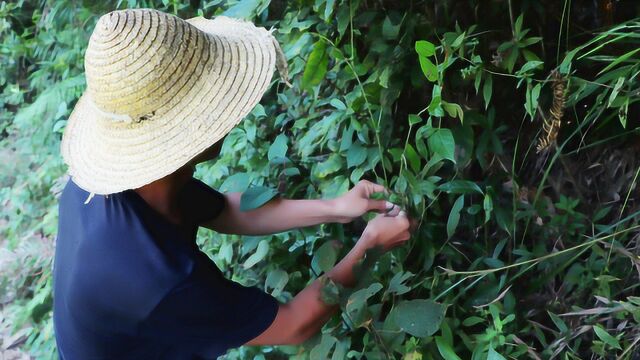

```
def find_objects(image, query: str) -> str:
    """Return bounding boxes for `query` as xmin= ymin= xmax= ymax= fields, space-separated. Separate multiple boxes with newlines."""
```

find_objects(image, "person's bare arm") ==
xmin=200 ymin=180 xmax=395 ymax=236
xmin=244 ymin=211 xmax=412 ymax=346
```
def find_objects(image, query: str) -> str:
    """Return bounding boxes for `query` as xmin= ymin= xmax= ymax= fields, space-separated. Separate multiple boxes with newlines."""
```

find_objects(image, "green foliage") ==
xmin=2 ymin=0 xmax=640 ymax=359
xmin=240 ymin=186 xmax=280 ymax=211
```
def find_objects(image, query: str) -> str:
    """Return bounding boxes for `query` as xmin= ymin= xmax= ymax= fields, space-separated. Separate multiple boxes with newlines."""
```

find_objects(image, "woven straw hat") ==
xmin=61 ymin=8 xmax=291 ymax=195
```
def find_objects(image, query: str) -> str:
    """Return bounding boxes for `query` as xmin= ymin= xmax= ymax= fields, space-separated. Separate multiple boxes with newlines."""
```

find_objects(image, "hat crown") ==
xmin=84 ymin=8 xmax=213 ymax=123
xmin=62 ymin=8 xmax=293 ymax=194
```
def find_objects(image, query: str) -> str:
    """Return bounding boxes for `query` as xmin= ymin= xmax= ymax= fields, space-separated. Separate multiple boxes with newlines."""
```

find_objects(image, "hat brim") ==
xmin=61 ymin=15 xmax=279 ymax=195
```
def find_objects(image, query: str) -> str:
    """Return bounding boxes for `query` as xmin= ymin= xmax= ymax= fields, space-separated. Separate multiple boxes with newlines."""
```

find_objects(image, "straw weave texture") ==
xmin=61 ymin=8 xmax=290 ymax=195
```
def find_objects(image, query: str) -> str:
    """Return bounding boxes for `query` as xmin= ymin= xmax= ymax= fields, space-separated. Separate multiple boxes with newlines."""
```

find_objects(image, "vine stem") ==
xmin=507 ymin=0 xmax=516 ymax=39
xmin=440 ymin=223 xmax=640 ymax=277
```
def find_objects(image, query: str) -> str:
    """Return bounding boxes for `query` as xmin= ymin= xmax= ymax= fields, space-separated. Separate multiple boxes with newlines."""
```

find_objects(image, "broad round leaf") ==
xmin=391 ymin=299 xmax=446 ymax=338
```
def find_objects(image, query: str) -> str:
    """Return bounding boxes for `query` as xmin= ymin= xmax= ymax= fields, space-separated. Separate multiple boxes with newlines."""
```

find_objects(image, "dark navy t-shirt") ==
xmin=52 ymin=176 xmax=279 ymax=359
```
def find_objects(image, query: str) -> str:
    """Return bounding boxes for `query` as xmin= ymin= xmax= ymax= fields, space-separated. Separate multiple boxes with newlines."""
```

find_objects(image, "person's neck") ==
xmin=133 ymin=163 xmax=195 ymax=224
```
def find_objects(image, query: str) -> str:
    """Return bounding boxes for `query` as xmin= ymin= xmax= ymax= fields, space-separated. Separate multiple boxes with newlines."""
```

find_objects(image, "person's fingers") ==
xmin=368 ymin=199 xmax=390 ymax=213
xmin=370 ymin=182 xmax=390 ymax=196
xmin=359 ymin=179 xmax=390 ymax=196
xmin=388 ymin=235 xmax=410 ymax=250
xmin=385 ymin=203 xmax=401 ymax=217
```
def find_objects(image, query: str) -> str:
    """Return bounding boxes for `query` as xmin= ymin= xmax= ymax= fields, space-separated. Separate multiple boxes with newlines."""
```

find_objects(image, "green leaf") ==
xmin=462 ymin=316 xmax=484 ymax=327
xmin=487 ymin=346 xmax=507 ymax=360
xmin=330 ymin=98 xmax=347 ymax=110
xmin=323 ymin=0 xmax=336 ymax=20
xmin=419 ymin=56 xmax=438 ymax=82
xmin=435 ymin=336 xmax=462 ymax=360
xmin=519 ymin=36 xmax=542 ymax=47
xmin=240 ymin=186 xmax=280 ymax=211
xmin=222 ymin=0 xmax=263 ymax=19
xmin=547 ymin=311 xmax=568 ymax=333
xmin=379 ymin=66 xmax=391 ymax=88
xmin=314 ymin=153 xmax=344 ymax=178
xmin=404 ymin=143 xmax=421 ymax=173
xmin=392 ymin=299 xmax=445 ymax=337
xmin=593 ymin=325 xmax=622 ymax=350
xmin=310 ymin=334 xmax=337 ymax=360
xmin=607 ymin=77 xmax=624 ymax=108
xmin=519 ymin=61 xmax=543 ymax=74
xmin=268 ymin=133 xmax=288 ymax=163
xmin=438 ymin=180 xmax=483 ymax=194
xmin=243 ymin=239 xmax=269 ymax=269
xmin=312 ymin=241 xmax=338 ymax=274
xmin=220 ymin=172 xmax=250 ymax=192
xmin=442 ymin=101 xmax=464 ymax=123
xmin=52 ymin=120 xmax=67 ymax=133
xmin=219 ymin=242 xmax=233 ymax=264
xmin=382 ymin=16 xmax=401 ymax=40
xmin=428 ymin=85 xmax=444 ymax=116
xmin=346 ymin=283 xmax=384 ymax=322
xmin=474 ymin=69 xmax=483 ymax=93
xmin=388 ymin=271 xmax=413 ymax=295
xmin=320 ymin=175 xmax=350 ymax=199
xmin=504 ymin=47 xmax=519 ymax=73
xmin=619 ymin=97 xmax=629 ymax=129
xmin=302 ymin=40 xmax=329 ymax=90
xmin=597 ymin=47 xmax=640 ymax=76
xmin=415 ymin=40 xmax=435 ymax=57
xmin=427 ymin=128 xmax=455 ymax=163
xmin=525 ymin=83 xmax=541 ymax=119
xmin=447 ymin=195 xmax=464 ymax=238
xmin=483 ymin=73 xmax=493 ymax=109
xmin=265 ymin=269 xmax=289 ymax=297
xmin=408 ymin=114 xmax=422 ymax=125
xmin=483 ymin=192 xmax=493 ymax=223
xmin=451 ymin=32 xmax=465 ymax=48
xmin=347 ymin=143 xmax=367 ymax=168
xmin=514 ymin=14 xmax=524 ymax=35
xmin=283 ymin=167 xmax=300 ymax=176
xmin=559 ymin=47 xmax=580 ymax=74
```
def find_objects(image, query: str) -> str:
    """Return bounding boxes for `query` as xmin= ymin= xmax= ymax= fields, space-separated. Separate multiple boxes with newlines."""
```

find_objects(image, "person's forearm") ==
xmin=243 ymin=238 xmax=371 ymax=347
xmin=206 ymin=192 xmax=342 ymax=235
xmin=287 ymin=236 xmax=372 ymax=342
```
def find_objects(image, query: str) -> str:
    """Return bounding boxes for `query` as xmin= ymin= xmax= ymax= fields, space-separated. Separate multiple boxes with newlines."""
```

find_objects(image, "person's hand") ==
xmin=330 ymin=179 xmax=401 ymax=224
xmin=359 ymin=209 xmax=414 ymax=252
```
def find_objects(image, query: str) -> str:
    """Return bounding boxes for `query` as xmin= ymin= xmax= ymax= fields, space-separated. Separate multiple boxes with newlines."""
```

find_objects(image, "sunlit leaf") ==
xmin=243 ymin=239 xmax=269 ymax=269
xmin=240 ymin=186 xmax=280 ymax=211
xmin=415 ymin=40 xmax=435 ymax=57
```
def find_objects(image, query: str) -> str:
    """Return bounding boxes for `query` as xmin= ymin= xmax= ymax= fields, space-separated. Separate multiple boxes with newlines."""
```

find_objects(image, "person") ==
xmin=53 ymin=8 xmax=415 ymax=359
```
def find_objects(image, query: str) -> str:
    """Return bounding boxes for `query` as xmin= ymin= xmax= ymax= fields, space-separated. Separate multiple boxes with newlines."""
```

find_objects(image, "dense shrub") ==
xmin=1 ymin=0 xmax=639 ymax=358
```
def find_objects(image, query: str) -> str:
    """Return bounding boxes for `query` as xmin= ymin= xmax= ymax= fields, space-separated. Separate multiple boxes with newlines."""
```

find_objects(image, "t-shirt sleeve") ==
xmin=141 ymin=263 xmax=279 ymax=354
xmin=178 ymin=177 xmax=227 ymax=226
